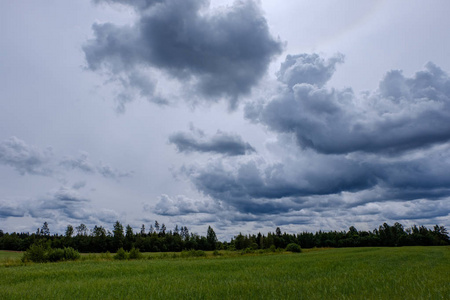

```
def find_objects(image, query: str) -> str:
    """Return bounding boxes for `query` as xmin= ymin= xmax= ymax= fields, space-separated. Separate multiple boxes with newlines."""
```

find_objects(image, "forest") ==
xmin=0 ymin=221 xmax=448 ymax=253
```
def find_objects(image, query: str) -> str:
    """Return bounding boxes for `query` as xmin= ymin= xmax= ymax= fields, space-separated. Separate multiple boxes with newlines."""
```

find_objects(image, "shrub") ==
xmin=213 ymin=250 xmax=221 ymax=256
xmin=21 ymin=241 xmax=80 ymax=263
xmin=241 ymin=248 xmax=254 ymax=255
xmin=63 ymin=247 xmax=81 ymax=261
xmin=129 ymin=247 xmax=142 ymax=260
xmin=181 ymin=250 xmax=206 ymax=258
xmin=113 ymin=248 xmax=128 ymax=260
xmin=192 ymin=250 xmax=206 ymax=257
xmin=285 ymin=243 xmax=302 ymax=253
xmin=48 ymin=248 xmax=65 ymax=262
xmin=22 ymin=240 xmax=49 ymax=263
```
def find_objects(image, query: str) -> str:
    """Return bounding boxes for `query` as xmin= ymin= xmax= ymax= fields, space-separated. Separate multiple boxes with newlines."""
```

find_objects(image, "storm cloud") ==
xmin=84 ymin=0 xmax=282 ymax=109
xmin=169 ymin=127 xmax=255 ymax=156
xmin=247 ymin=55 xmax=450 ymax=155
xmin=185 ymin=140 xmax=450 ymax=216
xmin=180 ymin=57 xmax=450 ymax=224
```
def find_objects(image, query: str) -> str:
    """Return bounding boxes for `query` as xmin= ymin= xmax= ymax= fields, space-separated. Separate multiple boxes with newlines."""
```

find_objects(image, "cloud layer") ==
xmin=0 ymin=185 xmax=119 ymax=229
xmin=172 ymin=54 xmax=450 ymax=230
xmin=85 ymin=0 xmax=282 ymax=110
xmin=247 ymin=55 xmax=450 ymax=155
xmin=0 ymin=137 xmax=132 ymax=180
xmin=169 ymin=126 xmax=255 ymax=156
xmin=152 ymin=194 xmax=220 ymax=216
xmin=0 ymin=137 xmax=53 ymax=176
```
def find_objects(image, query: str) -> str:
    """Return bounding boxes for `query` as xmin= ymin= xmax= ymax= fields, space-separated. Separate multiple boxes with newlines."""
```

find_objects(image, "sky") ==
xmin=1 ymin=0 xmax=450 ymax=240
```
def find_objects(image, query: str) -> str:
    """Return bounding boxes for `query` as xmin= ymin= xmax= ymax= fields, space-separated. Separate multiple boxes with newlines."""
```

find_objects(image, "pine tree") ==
xmin=207 ymin=226 xmax=218 ymax=250
xmin=41 ymin=222 xmax=50 ymax=236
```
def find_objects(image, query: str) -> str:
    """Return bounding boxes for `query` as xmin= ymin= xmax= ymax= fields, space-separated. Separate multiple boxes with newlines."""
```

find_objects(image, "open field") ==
xmin=0 ymin=251 xmax=22 ymax=266
xmin=0 ymin=251 xmax=22 ymax=260
xmin=1 ymin=247 xmax=449 ymax=299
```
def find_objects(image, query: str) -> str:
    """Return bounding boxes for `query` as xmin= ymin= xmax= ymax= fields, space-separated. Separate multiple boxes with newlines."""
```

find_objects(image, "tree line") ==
xmin=0 ymin=221 xmax=448 ymax=253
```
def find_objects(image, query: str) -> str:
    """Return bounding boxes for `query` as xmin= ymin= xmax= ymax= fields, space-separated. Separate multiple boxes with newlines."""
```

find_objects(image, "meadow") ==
xmin=1 ymin=246 xmax=448 ymax=299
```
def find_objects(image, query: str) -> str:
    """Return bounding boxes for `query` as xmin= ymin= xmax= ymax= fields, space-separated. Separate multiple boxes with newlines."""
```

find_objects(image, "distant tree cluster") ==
xmin=0 ymin=222 xmax=448 ymax=253
xmin=230 ymin=223 xmax=449 ymax=250
xmin=0 ymin=221 xmax=219 ymax=253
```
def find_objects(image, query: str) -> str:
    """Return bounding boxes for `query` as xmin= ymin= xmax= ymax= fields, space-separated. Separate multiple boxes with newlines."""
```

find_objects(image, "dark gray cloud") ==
xmin=152 ymin=194 xmax=220 ymax=216
xmin=0 ymin=137 xmax=53 ymax=176
xmin=93 ymin=0 xmax=163 ymax=11
xmin=169 ymin=127 xmax=255 ymax=156
xmin=277 ymin=53 xmax=344 ymax=89
xmin=182 ymin=139 xmax=450 ymax=219
xmin=154 ymin=54 xmax=450 ymax=229
xmin=184 ymin=154 xmax=377 ymax=215
xmin=0 ymin=201 xmax=27 ymax=219
xmin=247 ymin=56 xmax=450 ymax=155
xmin=84 ymin=0 xmax=282 ymax=109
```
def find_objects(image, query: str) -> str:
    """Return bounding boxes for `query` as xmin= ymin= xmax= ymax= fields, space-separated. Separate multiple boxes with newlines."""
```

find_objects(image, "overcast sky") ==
xmin=1 ymin=0 xmax=450 ymax=240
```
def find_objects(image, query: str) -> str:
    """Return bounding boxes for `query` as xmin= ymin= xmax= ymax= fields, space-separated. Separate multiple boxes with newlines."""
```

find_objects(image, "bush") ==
xmin=63 ymin=247 xmax=81 ymax=261
xmin=114 ymin=248 xmax=128 ymax=260
xmin=22 ymin=241 xmax=48 ymax=263
xmin=129 ymin=247 xmax=142 ymax=260
xmin=48 ymin=248 xmax=65 ymax=262
xmin=241 ymin=248 xmax=255 ymax=255
xmin=285 ymin=243 xmax=302 ymax=253
xmin=21 ymin=241 xmax=80 ymax=263
xmin=181 ymin=250 xmax=206 ymax=258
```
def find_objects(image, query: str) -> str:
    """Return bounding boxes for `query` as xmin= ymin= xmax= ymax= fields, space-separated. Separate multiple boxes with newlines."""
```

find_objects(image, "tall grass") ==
xmin=1 ymin=247 xmax=448 ymax=299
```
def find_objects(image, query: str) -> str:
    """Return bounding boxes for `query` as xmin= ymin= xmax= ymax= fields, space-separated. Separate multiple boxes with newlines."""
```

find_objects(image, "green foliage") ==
xmin=113 ymin=248 xmax=128 ymax=260
xmin=21 ymin=240 xmax=80 ymax=263
xmin=47 ymin=248 xmax=65 ymax=262
xmin=240 ymin=247 xmax=255 ymax=255
xmin=22 ymin=241 xmax=49 ymax=263
xmin=65 ymin=225 xmax=74 ymax=238
xmin=285 ymin=243 xmax=302 ymax=253
xmin=113 ymin=221 xmax=124 ymax=251
xmin=63 ymin=247 xmax=81 ymax=261
xmin=2 ymin=221 xmax=449 ymax=254
xmin=128 ymin=247 xmax=142 ymax=260
xmin=206 ymin=226 xmax=218 ymax=250
xmin=180 ymin=249 xmax=206 ymax=258
xmin=99 ymin=251 xmax=112 ymax=260
xmin=250 ymin=242 xmax=259 ymax=250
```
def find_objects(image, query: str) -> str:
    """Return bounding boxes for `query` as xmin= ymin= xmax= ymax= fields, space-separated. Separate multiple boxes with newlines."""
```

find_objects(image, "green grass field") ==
xmin=1 ymin=247 xmax=448 ymax=299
